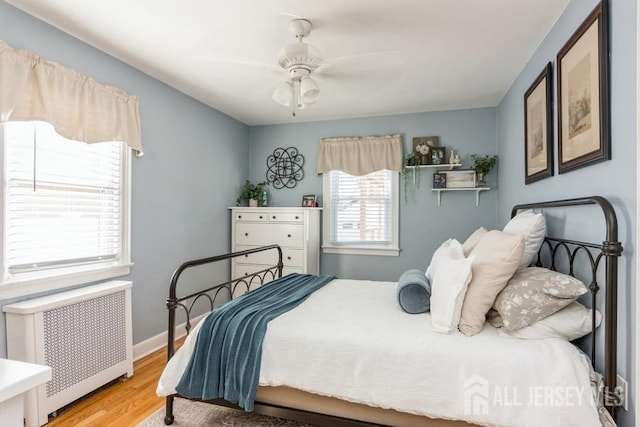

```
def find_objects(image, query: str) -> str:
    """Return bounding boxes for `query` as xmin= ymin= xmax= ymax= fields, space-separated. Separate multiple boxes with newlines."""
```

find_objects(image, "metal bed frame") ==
xmin=164 ymin=196 xmax=624 ymax=425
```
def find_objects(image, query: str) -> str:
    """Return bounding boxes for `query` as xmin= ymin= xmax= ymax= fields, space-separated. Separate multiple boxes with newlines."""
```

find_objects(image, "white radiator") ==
xmin=3 ymin=281 xmax=133 ymax=427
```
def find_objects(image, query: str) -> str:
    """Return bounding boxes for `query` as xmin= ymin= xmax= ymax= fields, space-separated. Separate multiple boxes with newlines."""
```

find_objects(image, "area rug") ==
xmin=138 ymin=398 xmax=317 ymax=427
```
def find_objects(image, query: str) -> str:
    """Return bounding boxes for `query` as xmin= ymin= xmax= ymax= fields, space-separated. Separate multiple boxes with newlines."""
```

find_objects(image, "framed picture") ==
xmin=433 ymin=173 xmax=447 ymax=189
xmin=557 ymin=0 xmax=610 ymax=174
xmin=430 ymin=147 xmax=446 ymax=165
xmin=524 ymin=62 xmax=554 ymax=184
xmin=412 ymin=136 xmax=439 ymax=165
xmin=301 ymin=194 xmax=317 ymax=207
xmin=443 ymin=170 xmax=476 ymax=188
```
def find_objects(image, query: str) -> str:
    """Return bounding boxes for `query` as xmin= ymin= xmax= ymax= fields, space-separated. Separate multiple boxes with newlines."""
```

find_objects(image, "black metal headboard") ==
xmin=511 ymin=196 xmax=623 ymax=416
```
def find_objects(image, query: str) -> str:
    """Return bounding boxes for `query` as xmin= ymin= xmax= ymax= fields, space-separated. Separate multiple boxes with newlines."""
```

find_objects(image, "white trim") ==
xmin=321 ymin=246 xmax=400 ymax=256
xmin=636 ymin=0 xmax=640 ymax=417
xmin=0 ymin=264 xmax=132 ymax=300
xmin=132 ymin=312 xmax=208 ymax=361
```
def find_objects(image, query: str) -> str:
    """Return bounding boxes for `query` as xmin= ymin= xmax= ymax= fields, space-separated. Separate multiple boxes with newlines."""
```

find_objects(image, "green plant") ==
xmin=471 ymin=154 xmax=498 ymax=175
xmin=236 ymin=180 xmax=268 ymax=205
xmin=404 ymin=152 xmax=418 ymax=167
xmin=402 ymin=153 xmax=421 ymax=203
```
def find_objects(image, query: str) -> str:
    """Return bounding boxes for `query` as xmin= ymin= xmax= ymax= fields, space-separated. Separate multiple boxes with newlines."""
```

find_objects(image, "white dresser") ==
xmin=230 ymin=207 xmax=321 ymax=294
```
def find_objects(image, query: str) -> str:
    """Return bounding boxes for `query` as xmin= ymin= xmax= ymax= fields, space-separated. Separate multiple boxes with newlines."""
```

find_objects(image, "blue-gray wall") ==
xmin=496 ymin=0 xmax=636 ymax=425
xmin=248 ymin=108 xmax=498 ymax=281
xmin=0 ymin=2 xmax=249 ymax=355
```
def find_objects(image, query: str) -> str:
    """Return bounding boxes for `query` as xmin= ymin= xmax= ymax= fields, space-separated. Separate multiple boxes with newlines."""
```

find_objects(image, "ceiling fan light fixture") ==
xmin=279 ymin=42 xmax=323 ymax=70
xmin=272 ymin=80 xmax=294 ymax=106
xmin=300 ymin=76 xmax=320 ymax=104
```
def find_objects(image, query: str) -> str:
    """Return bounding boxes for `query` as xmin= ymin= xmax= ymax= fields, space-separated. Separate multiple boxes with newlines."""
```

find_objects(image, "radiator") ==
xmin=3 ymin=281 xmax=133 ymax=427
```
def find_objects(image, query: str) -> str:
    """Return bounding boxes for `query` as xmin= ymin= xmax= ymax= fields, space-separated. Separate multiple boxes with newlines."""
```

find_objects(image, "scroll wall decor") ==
xmin=266 ymin=147 xmax=305 ymax=189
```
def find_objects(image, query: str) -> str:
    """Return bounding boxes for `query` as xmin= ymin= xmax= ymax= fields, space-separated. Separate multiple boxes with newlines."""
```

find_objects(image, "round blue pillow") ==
xmin=397 ymin=269 xmax=431 ymax=314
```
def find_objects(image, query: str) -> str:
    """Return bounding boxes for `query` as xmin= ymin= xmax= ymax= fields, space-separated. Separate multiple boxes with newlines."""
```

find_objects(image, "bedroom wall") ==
xmin=248 ymin=108 xmax=498 ymax=281
xmin=0 ymin=2 xmax=249 ymax=356
xmin=496 ymin=0 xmax=636 ymax=425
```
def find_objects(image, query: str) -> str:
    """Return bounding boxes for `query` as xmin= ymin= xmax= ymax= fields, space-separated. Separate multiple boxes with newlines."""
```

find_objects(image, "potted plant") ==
xmin=405 ymin=152 xmax=418 ymax=167
xmin=236 ymin=180 xmax=268 ymax=207
xmin=471 ymin=154 xmax=498 ymax=187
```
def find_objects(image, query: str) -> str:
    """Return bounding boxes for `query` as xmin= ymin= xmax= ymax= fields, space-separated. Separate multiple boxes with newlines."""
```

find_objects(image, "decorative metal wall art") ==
xmin=266 ymin=147 xmax=305 ymax=189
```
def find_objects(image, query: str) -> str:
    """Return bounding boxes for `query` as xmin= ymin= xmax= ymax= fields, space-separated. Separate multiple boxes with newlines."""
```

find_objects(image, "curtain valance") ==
xmin=317 ymin=134 xmax=403 ymax=176
xmin=0 ymin=40 xmax=143 ymax=156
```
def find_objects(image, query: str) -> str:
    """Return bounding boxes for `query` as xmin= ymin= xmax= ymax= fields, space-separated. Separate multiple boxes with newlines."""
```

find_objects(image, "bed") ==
xmin=158 ymin=196 xmax=624 ymax=426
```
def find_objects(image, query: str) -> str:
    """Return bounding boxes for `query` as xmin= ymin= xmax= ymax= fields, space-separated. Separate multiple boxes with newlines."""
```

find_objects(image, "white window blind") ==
xmin=329 ymin=170 xmax=392 ymax=244
xmin=4 ymin=121 xmax=124 ymax=275
xmin=323 ymin=169 xmax=399 ymax=256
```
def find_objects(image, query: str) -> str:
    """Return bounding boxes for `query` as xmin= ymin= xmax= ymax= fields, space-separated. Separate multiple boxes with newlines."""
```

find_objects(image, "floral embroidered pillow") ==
xmin=492 ymin=267 xmax=588 ymax=331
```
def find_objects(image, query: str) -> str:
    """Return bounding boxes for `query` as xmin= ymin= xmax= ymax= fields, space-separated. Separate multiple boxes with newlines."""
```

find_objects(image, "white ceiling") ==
xmin=6 ymin=0 xmax=569 ymax=126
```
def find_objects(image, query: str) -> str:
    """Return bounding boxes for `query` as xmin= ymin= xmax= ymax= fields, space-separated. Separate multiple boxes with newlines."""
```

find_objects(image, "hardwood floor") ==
xmin=46 ymin=342 xmax=178 ymax=427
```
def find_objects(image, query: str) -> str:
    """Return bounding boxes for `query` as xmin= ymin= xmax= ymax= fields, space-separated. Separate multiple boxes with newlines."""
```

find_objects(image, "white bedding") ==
xmin=157 ymin=279 xmax=602 ymax=427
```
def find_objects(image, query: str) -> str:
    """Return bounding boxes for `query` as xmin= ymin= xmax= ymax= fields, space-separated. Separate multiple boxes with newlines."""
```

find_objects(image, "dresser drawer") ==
xmin=234 ymin=246 xmax=303 ymax=267
xmin=234 ymin=211 xmax=268 ymax=222
xmin=235 ymin=223 xmax=304 ymax=247
xmin=267 ymin=212 xmax=304 ymax=223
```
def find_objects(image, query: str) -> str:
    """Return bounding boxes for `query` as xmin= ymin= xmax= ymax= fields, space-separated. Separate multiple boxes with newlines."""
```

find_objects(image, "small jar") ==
xmin=261 ymin=191 xmax=268 ymax=207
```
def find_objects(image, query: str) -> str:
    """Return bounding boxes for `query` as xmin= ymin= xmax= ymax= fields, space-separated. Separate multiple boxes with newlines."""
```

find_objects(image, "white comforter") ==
xmin=157 ymin=279 xmax=601 ymax=427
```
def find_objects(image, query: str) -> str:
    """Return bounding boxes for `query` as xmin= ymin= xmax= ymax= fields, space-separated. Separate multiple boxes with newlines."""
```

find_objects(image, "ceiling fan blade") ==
xmin=314 ymin=51 xmax=406 ymax=78
xmin=194 ymin=56 xmax=282 ymax=73
xmin=278 ymin=12 xmax=304 ymax=20
xmin=320 ymin=50 xmax=405 ymax=72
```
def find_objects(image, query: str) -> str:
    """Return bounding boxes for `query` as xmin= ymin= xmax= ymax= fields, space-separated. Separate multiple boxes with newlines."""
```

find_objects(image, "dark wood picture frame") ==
xmin=524 ymin=62 xmax=554 ymax=184
xmin=557 ymin=0 xmax=610 ymax=174
xmin=301 ymin=194 xmax=317 ymax=207
xmin=433 ymin=172 xmax=447 ymax=189
xmin=430 ymin=147 xmax=446 ymax=165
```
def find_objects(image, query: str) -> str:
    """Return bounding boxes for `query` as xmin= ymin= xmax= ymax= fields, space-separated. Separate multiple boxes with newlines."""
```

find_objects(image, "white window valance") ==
xmin=317 ymin=134 xmax=403 ymax=176
xmin=0 ymin=40 xmax=143 ymax=156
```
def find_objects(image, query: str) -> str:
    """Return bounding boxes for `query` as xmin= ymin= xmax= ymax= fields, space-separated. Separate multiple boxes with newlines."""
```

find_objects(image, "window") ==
xmin=0 ymin=122 xmax=131 ymax=299
xmin=322 ymin=169 xmax=399 ymax=256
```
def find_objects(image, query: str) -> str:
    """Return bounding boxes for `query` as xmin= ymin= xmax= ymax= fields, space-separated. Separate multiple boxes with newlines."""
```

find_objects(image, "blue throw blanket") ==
xmin=175 ymin=273 xmax=335 ymax=411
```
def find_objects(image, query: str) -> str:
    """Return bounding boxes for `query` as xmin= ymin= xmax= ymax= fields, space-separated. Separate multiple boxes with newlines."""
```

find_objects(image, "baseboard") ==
xmin=133 ymin=312 xmax=207 ymax=361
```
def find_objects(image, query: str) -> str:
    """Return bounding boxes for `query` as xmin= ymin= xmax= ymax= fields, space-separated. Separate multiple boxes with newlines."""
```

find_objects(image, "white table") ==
xmin=0 ymin=359 xmax=51 ymax=427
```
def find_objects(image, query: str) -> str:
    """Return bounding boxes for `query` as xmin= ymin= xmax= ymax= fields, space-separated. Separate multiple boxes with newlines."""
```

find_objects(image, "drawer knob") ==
xmin=272 ymin=215 xmax=276 ymax=219
xmin=245 ymin=232 xmax=249 ymax=236
xmin=238 ymin=215 xmax=242 ymax=219
xmin=244 ymin=254 xmax=248 ymax=258
xmin=295 ymin=216 xmax=299 ymax=219
xmin=287 ymin=234 xmax=292 ymax=238
xmin=259 ymin=215 xmax=263 ymax=219
xmin=287 ymin=256 xmax=292 ymax=260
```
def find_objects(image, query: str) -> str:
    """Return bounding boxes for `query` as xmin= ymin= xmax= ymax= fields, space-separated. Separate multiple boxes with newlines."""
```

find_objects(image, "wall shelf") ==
xmin=431 ymin=187 xmax=490 ymax=207
xmin=405 ymin=163 xmax=462 ymax=184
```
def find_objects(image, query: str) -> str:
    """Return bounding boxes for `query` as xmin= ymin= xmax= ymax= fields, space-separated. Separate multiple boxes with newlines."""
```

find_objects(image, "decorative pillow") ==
xmin=462 ymin=227 xmax=488 ymax=257
xmin=397 ymin=269 xmax=431 ymax=314
xmin=430 ymin=241 xmax=474 ymax=333
xmin=503 ymin=210 xmax=546 ymax=268
xmin=458 ymin=230 xmax=524 ymax=336
xmin=492 ymin=267 xmax=588 ymax=330
xmin=426 ymin=238 xmax=453 ymax=282
xmin=496 ymin=302 xmax=601 ymax=341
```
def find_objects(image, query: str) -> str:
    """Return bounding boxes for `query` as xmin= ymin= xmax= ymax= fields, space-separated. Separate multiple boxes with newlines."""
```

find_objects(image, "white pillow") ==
xmin=462 ymin=226 xmax=488 ymax=257
xmin=497 ymin=302 xmax=601 ymax=341
xmin=503 ymin=209 xmax=546 ymax=268
xmin=430 ymin=240 xmax=475 ymax=334
xmin=426 ymin=238 xmax=453 ymax=282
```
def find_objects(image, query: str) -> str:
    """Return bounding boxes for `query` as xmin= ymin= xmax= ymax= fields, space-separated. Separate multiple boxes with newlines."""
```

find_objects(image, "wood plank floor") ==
xmin=46 ymin=342 xmax=179 ymax=427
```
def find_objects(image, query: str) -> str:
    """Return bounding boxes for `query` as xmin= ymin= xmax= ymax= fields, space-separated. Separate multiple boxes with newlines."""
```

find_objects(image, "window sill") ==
xmin=321 ymin=245 xmax=400 ymax=257
xmin=0 ymin=264 xmax=133 ymax=300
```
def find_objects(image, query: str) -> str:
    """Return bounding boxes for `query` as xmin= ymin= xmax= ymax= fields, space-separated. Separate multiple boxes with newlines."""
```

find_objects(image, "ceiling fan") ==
xmin=272 ymin=18 xmax=324 ymax=114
